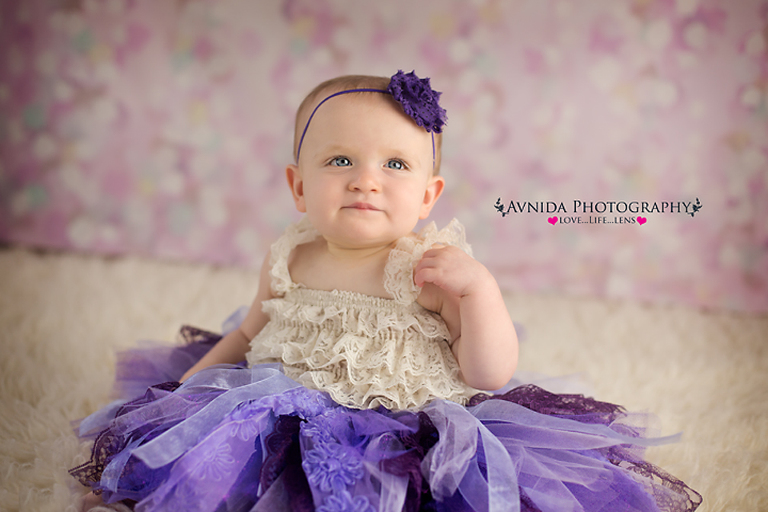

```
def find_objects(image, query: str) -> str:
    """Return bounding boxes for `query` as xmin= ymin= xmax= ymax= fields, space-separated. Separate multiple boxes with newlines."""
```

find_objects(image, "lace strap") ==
xmin=268 ymin=216 xmax=320 ymax=295
xmin=384 ymin=218 xmax=472 ymax=305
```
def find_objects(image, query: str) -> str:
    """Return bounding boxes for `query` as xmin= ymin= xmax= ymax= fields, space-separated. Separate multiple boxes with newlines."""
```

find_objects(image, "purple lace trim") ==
xmin=69 ymin=381 xmax=182 ymax=503
xmin=468 ymin=383 xmax=626 ymax=423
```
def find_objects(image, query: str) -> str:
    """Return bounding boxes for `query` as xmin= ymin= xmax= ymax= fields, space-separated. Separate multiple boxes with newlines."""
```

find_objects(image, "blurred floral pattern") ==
xmin=0 ymin=0 xmax=766 ymax=312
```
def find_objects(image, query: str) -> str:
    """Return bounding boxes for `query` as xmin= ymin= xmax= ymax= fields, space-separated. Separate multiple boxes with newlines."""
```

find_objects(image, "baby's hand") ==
xmin=414 ymin=243 xmax=518 ymax=390
xmin=413 ymin=244 xmax=491 ymax=299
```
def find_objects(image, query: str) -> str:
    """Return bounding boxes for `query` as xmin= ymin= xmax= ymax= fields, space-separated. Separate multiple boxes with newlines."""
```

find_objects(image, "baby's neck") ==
xmin=289 ymin=236 xmax=402 ymax=298
xmin=323 ymin=239 xmax=396 ymax=263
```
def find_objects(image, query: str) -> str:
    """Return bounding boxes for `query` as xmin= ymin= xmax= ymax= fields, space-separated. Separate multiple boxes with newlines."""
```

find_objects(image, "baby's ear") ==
xmin=286 ymin=164 xmax=306 ymax=213
xmin=419 ymin=175 xmax=445 ymax=219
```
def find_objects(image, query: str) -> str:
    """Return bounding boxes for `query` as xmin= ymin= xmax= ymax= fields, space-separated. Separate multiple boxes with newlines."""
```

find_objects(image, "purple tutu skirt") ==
xmin=71 ymin=324 xmax=702 ymax=512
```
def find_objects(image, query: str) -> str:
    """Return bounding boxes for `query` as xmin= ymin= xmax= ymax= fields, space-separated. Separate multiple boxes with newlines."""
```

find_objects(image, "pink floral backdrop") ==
xmin=1 ymin=0 xmax=766 ymax=312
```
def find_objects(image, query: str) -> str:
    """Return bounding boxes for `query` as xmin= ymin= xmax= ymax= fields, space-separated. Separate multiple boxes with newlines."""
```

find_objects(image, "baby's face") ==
xmin=289 ymin=93 xmax=444 ymax=250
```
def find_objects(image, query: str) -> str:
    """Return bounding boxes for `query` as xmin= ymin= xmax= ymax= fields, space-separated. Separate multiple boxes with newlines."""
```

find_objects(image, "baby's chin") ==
xmin=317 ymin=227 xmax=415 ymax=253
xmin=307 ymin=215 xmax=419 ymax=245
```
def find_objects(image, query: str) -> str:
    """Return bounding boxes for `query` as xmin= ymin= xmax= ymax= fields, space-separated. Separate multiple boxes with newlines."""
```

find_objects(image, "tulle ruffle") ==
xmin=71 ymin=348 xmax=702 ymax=512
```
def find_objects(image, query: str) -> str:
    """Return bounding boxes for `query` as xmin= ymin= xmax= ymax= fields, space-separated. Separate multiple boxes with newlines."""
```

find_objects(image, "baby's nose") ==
xmin=349 ymin=166 xmax=381 ymax=192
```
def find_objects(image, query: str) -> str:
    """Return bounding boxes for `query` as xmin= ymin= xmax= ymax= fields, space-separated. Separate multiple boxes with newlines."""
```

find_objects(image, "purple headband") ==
xmin=295 ymin=70 xmax=447 ymax=168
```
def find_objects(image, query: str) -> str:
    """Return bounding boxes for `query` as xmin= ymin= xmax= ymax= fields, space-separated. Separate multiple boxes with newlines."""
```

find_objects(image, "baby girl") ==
xmin=71 ymin=71 xmax=700 ymax=512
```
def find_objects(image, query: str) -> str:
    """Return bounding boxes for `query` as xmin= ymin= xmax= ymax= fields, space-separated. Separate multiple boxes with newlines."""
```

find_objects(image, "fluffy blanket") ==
xmin=0 ymin=247 xmax=766 ymax=511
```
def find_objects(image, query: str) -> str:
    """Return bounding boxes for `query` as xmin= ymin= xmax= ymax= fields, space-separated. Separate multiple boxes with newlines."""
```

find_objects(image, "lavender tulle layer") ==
xmin=71 ymin=325 xmax=702 ymax=512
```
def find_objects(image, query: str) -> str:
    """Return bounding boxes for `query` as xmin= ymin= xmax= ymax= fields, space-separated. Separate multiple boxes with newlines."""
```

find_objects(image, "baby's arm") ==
xmin=414 ymin=245 xmax=518 ymax=390
xmin=180 ymin=252 xmax=274 ymax=382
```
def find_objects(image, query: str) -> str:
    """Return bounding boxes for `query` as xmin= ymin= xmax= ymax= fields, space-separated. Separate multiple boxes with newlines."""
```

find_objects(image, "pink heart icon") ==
xmin=637 ymin=217 xmax=647 ymax=225
xmin=548 ymin=217 xmax=558 ymax=225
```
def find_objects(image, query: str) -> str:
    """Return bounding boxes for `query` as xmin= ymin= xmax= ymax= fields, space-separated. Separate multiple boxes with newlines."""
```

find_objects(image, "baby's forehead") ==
xmin=310 ymin=94 xmax=428 ymax=138
xmin=305 ymin=95 xmax=431 ymax=161
xmin=301 ymin=87 xmax=396 ymax=121
xmin=325 ymin=95 xmax=424 ymax=135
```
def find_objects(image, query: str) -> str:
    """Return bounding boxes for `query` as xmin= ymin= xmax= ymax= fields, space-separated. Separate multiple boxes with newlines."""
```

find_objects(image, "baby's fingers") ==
xmin=413 ymin=250 xmax=444 ymax=287
xmin=413 ymin=265 xmax=442 ymax=288
xmin=419 ymin=243 xmax=446 ymax=260
xmin=413 ymin=252 xmax=459 ymax=290
xmin=413 ymin=245 xmax=485 ymax=295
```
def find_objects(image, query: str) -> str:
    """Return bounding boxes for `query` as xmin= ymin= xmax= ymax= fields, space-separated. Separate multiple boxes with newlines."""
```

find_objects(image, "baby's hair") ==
xmin=293 ymin=74 xmax=443 ymax=174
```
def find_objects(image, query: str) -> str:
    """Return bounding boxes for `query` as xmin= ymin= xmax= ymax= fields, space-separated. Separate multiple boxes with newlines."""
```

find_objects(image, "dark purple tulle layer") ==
xmin=113 ymin=326 xmax=225 ymax=398
xmin=71 ymin=326 xmax=702 ymax=512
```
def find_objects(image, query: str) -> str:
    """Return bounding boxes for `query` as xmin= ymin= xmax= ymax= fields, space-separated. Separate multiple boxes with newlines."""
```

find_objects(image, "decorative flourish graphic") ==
xmin=689 ymin=198 xmax=702 ymax=217
xmin=548 ymin=217 xmax=558 ymax=225
xmin=637 ymin=217 xmax=647 ymax=225
xmin=494 ymin=198 xmax=511 ymax=217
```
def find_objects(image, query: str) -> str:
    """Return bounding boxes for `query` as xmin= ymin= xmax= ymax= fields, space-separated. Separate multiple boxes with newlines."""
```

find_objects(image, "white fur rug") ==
xmin=1 ymin=247 xmax=766 ymax=512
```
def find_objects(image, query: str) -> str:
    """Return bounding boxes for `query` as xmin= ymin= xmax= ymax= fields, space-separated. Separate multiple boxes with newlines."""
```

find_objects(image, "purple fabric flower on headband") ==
xmin=387 ymin=70 xmax=447 ymax=133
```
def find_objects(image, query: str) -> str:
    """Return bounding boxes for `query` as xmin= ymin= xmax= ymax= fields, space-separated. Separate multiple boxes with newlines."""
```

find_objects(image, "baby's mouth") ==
xmin=344 ymin=202 xmax=381 ymax=211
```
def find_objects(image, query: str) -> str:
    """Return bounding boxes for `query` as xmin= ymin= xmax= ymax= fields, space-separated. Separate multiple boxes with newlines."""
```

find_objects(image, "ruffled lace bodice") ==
xmin=246 ymin=217 xmax=477 ymax=410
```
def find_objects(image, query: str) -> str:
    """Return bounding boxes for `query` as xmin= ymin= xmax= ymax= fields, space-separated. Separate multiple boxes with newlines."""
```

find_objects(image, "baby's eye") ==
xmin=386 ymin=159 xmax=406 ymax=170
xmin=330 ymin=157 xmax=352 ymax=167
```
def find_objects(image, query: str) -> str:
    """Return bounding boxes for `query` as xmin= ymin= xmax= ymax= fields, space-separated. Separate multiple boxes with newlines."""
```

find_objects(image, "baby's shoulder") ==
xmin=285 ymin=237 xmax=325 ymax=280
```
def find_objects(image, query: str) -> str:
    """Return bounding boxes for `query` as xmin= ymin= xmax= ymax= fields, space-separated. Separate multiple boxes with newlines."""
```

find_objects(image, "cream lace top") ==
xmin=245 ymin=216 xmax=478 ymax=410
